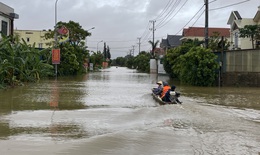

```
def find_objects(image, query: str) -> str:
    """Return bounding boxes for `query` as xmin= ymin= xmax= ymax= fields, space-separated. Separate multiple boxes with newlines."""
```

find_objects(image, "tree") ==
xmin=106 ymin=46 xmax=111 ymax=60
xmin=112 ymin=57 xmax=126 ymax=66
xmin=239 ymin=24 xmax=260 ymax=49
xmin=148 ymin=40 xmax=159 ymax=58
xmin=125 ymin=54 xmax=134 ymax=69
xmin=179 ymin=47 xmax=219 ymax=86
xmin=133 ymin=51 xmax=150 ymax=72
xmin=44 ymin=20 xmax=91 ymax=75
xmin=164 ymin=39 xmax=201 ymax=78
xmin=208 ymin=32 xmax=230 ymax=52
xmin=89 ymin=51 xmax=104 ymax=69
xmin=164 ymin=47 xmax=182 ymax=78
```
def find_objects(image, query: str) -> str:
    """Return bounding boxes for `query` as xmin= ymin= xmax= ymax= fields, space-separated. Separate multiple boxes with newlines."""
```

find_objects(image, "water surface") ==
xmin=0 ymin=67 xmax=259 ymax=155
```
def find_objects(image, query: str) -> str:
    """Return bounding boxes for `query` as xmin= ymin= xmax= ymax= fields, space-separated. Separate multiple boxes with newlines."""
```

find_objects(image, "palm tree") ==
xmin=148 ymin=40 xmax=159 ymax=58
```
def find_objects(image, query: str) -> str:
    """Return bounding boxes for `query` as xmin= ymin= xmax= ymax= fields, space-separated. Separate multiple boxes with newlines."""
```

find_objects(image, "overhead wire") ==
xmin=155 ymin=0 xmax=181 ymax=28
xmin=140 ymin=21 xmax=152 ymax=43
xmin=174 ymin=4 xmax=205 ymax=35
xmin=156 ymin=0 xmax=189 ymax=29
xmin=154 ymin=0 xmax=174 ymax=21
xmin=108 ymin=0 xmax=252 ymax=56
xmin=210 ymin=0 xmax=250 ymax=11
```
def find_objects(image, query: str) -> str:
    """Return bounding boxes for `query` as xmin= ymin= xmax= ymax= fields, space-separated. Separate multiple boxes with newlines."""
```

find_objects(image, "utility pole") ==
xmin=137 ymin=37 xmax=141 ymax=54
xmin=132 ymin=45 xmax=135 ymax=56
xmin=129 ymin=49 xmax=132 ymax=56
xmin=54 ymin=0 xmax=59 ymax=78
xmin=205 ymin=0 xmax=209 ymax=48
xmin=149 ymin=20 xmax=156 ymax=57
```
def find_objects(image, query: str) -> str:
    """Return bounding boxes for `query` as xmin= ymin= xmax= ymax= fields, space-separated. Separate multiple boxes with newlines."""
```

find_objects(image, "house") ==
xmin=0 ymin=2 xmax=19 ymax=39
xmin=227 ymin=6 xmax=260 ymax=49
xmin=157 ymin=35 xmax=182 ymax=74
xmin=160 ymin=35 xmax=182 ymax=53
xmin=181 ymin=27 xmax=230 ymax=43
xmin=14 ymin=29 xmax=53 ymax=49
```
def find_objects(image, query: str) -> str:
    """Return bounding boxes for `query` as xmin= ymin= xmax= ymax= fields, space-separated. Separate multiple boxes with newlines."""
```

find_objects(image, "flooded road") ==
xmin=0 ymin=67 xmax=259 ymax=155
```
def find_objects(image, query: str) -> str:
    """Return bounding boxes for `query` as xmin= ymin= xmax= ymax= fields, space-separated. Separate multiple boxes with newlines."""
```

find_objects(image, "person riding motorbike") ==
xmin=152 ymin=81 xmax=163 ymax=95
xmin=163 ymin=85 xmax=182 ymax=104
xmin=160 ymin=82 xmax=171 ymax=100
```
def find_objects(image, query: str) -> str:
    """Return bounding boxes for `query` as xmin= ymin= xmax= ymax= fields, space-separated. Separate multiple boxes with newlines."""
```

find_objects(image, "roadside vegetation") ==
xmin=1 ymin=22 xmax=259 ymax=88
xmin=112 ymin=32 xmax=230 ymax=86
xmin=0 ymin=21 xmax=107 ymax=89
xmin=0 ymin=36 xmax=53 ymax=88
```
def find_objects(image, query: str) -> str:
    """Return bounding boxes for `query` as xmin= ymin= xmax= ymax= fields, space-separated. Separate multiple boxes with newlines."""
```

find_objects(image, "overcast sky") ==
xmin=2 ymin=0 xmax=260 ymax=58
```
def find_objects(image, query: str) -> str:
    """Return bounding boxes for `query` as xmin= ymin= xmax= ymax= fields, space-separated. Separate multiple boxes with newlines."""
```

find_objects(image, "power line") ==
xmin=156 ymin=0 xmax=189 ymax=29
xmin=154 ymin=0 xmax=174 ymax=21
xmin=174 ymin=4 xmax=205 ymax=35
xmin=190 ymin=10 xmax=205 ymax=27
xmin=140 ymin=21 xmax=152 ymax=42
xmin=155 ymin=0 xmax=182 ymax=28
xmin=210 ymin=0 xmax=250 ymax=11
xmin=137 ymin=37 xmax=141 ymax=54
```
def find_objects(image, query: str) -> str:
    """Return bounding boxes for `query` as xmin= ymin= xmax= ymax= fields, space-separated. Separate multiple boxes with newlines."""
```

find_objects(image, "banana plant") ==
xmin=0 ymin=36 xmax=53 ymax=88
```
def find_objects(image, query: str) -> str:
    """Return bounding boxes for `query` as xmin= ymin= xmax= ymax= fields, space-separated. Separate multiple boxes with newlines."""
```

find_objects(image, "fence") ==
xmin=216 ymin=49 xmax=260 ymax=87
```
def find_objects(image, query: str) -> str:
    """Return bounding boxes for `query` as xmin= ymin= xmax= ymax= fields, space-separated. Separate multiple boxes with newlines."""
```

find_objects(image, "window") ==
xmin=26 ymin=37 xmax=30 ymax=42
xmin=234 ymin=32 xmax=238 ymax=48
xmin=38 ymin=43 xmax=43 ymax=48
xmin=1 ymin=21 xmax=8 ymax=36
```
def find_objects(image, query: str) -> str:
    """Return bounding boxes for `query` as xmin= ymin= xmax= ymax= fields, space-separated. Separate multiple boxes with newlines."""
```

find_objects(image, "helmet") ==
xmin=163 ymin=81 xmax=168 ymax=86
xmin=171 ymin=85 xmax=176 ymax=91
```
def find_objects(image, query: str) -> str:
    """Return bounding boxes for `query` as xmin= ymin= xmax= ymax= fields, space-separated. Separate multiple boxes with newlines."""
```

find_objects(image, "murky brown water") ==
xmin=0 ymin=67 xmax=259 ymax=155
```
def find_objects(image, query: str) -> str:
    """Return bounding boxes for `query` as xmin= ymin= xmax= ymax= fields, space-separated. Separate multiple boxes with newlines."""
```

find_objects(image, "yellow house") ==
xmin=227 ymin=6 xmax=260 ymax=49
xmin=14 ymin=29 xmax=53 ymax=49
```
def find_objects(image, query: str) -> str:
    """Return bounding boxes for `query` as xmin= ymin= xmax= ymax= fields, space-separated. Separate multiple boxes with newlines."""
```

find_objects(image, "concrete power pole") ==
xmin=132 ymin=45 xmax=135 ymax=56
xmin=149 ymin=20 xmax=156 ymax=57
xmin=205 ymin=0 xmax=209 ymax=48
xmin=137 ymin=37 xmax=141 ymax=54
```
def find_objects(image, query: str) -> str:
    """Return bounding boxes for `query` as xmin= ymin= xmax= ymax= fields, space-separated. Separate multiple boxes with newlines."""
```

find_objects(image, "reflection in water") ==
xmin=49 ymin=80 xmax=59 ymax=109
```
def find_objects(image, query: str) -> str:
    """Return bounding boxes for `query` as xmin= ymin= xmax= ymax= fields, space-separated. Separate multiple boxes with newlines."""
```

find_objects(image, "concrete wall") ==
xmin=150 ymin=59 xmax=157 ymax=74
xmin=217 ymin=49 xmax=260 ymax=87
xmin=222 ymin=72 xmax=260 ymax=87
xmin=225 ymin=49 xmax=260 ymax=72
xmin=157 ymin=58 xmax=166 ymax=74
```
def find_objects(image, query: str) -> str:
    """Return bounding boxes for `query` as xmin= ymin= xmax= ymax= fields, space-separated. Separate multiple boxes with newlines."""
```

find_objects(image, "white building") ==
xmin=0 ymin=2 xmax=19 ymax=39
xmin=227 ymin=6 xmax=260 ymax=49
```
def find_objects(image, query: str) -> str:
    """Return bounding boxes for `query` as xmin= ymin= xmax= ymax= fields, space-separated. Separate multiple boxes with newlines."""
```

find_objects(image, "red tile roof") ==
xmin=183 ymin=27 xmax=230 ymax=37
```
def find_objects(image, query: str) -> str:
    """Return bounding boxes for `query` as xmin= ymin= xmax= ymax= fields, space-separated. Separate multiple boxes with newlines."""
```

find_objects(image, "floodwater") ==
xmin=0 ymin=67 xmax=259 ymax=155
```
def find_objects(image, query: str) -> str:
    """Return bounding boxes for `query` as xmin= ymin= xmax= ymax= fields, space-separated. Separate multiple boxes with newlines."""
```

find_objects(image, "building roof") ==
xmin=167 ymin=35 xmax=182 ymax=47
xmin=0 ymin=2 xmax=19 ymax=19
xmin=182 ymin=27 xmax=230 ymax=38
xmin=253 ymin=6 xmax=260 ymax=22
xmin=160 ymin=35 xmax=182 ymax=48
xmin=227 ymin=11 xmax=242 ymax=25
xmin=160 ymin=39 xmax=168 ymax=48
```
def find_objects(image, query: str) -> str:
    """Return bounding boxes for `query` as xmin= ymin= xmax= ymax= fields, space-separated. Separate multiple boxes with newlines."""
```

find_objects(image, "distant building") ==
xmin=0 ymin=2 xmax=19 ymax=39
xmin=181 ymin=27 xmax=230 ymax=43
xmin=157 ymin=35 xmax=182 ymax=75
xmin=160 ymin=35 xmax=182 ymax=53
xmin=14 ymin=30 xmax=53 ymax=49
xmin=227 ymin=6 xmax=260 ymax=49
